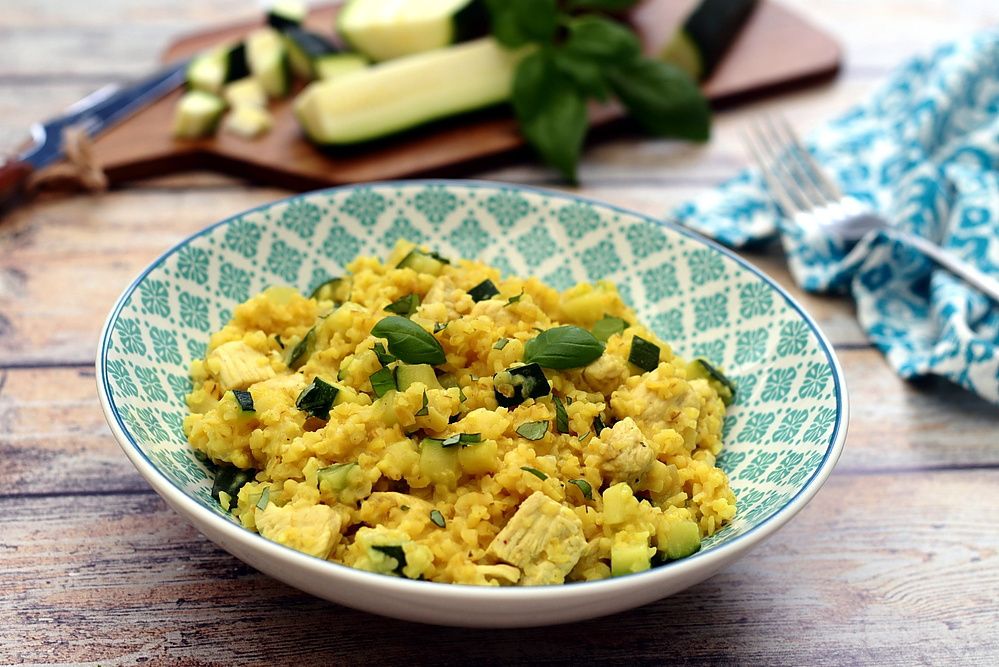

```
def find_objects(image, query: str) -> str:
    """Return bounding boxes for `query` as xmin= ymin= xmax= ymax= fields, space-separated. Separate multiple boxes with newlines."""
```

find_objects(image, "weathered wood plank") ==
xmin=2 ymin=350 xmax=997 ymax=496
xmin=1 ymin=471 xmax=996 ymax=664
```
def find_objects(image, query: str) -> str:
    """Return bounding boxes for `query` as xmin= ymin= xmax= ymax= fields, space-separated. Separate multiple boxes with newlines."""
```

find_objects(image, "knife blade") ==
xmin=1 ymin=59 xmax=189 ymax=210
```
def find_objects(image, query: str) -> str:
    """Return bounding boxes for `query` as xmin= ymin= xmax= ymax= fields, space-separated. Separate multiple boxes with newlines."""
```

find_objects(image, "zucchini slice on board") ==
xmin=294 ymin=38 xmax=519 ymax=145
xmin=186 ymin=43 xmax=248 ymax=94
xmin=316 ymin=53 xmax=368 ymax=81
xmin=338 ymin=0 xmax=488 ymax=62
xmin=223 ymin=77 xmax=267 ymax=108
xmin=222 ymin=105 xmax=274 ymax=139
xmin=284 ymin=27 xmax=339 ymax=80
xmin=246 ymin=28 xmax=292 ymax=98
xmin=267 ymin=0 xmax=307 ymax=31
xmin=172 ymin=91 xmax=226 ymax=139
xmin=660 ymin=0 xmax=759 ymax=80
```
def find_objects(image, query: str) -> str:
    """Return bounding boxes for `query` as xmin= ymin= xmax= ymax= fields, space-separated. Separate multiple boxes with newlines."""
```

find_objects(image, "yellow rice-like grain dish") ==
xmin=185 ymin=242 xmax=737 ymax=585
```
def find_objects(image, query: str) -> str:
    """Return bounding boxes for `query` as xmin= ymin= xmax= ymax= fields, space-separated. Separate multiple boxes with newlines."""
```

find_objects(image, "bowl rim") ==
xmin=96 ymin=178 xmax=848 ymax=601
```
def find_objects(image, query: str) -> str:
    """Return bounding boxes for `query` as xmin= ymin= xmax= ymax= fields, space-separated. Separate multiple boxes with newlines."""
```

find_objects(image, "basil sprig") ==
xmin=485 ymin=0 xmax=709 ymax=181
xmin=523 ymin=325 xmax=604 ymax=369
xmin=371 ymin=316 xmax=446 ymax=365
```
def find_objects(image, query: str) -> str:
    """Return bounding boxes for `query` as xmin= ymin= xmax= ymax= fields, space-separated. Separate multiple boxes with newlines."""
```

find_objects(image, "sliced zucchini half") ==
xmin=267 ymin=0 xmax=307 ymax=31
xmin=315 ymin=52 xmax=368 ymax=81
xmin=284 ymin=26 xmax=339 ymax=80
xmin=247 ymin=28 xmax=292 ymax=98
xmin=187 ymin=44 xmax=249 ymax=93
xmin=172 ymin=90 xmax=226 ymax=139
xmin=337 ymin=0 xmax=488 ymax=62
xmin=294 ymin=38 xmax=519 ymax=145
xmin=661 ymin=0 xmax=758 ymax=80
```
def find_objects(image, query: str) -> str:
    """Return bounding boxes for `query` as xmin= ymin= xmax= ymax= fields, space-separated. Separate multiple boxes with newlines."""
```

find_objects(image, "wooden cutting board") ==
xmin=90 ymin=0 xmax=840 ymax=188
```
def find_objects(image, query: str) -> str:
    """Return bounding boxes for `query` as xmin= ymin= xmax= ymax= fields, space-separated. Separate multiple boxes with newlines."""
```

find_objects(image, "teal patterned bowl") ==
xmin=97 ymin=180 xmax=847 ymax=627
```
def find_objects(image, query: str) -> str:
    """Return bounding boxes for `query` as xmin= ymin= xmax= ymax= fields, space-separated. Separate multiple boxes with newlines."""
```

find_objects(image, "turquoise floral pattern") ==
xmin=674 ymin=33 xmax=999 ymax=405
xmin=414 ymin=185 xmax=458 ymax=225
xmin=101 ymin=182 xmax=842 ymax=550
xmin=484 ymin=190 xmax=530 ymax=228
xmin=279 ymin=200 xmax=321 ymax=239
xmin=266 ymin=239 xmax=303 ymax=284
xmin=342 ymin=188 xmax=387 ymax=227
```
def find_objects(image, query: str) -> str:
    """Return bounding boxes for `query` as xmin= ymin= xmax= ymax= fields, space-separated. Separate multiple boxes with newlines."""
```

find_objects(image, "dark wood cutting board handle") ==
xmin=0 ymin=158 xmax=33 ymax=213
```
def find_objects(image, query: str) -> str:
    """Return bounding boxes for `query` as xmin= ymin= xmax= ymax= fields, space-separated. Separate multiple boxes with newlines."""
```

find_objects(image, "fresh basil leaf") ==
xmin=493 ymin=338 xmax=509 ymax=350
xmin=429 ymin=509 xmax=446 ymax=528
xmin=565 ymin=16 xmax=641 ymax=64
xmin=567 ymin=0 xmax=641 ymax=10
xmin=371 ymin=316 xmax=446 ymax=365
xmin=523 ymin=325 xmax=605 ymax=369
xmin=516 ymin=420 xmax=549 ymax=441
xmin=568 ymin=478 xmax=593 ymax=500
xmin=369 ymin=367 xmax=397 ymax=397
xmin=415 ymin=389 xmax=429 ymax=417
xmin=552 ymin=394 xmax=569 ymax=434
xmin=256 ymin=487 xmax=270 ymax=510
xmin=296 ymin=377 xmax=339 ymax=420
xmin=628 ymin=335 xmax=661 ymax=372
xmin=591 ymin=315 xmax=629 ymax=342
xmin=373 ymin=342 xmax=396 ymax=366
xmin=607 ymin=58 xmax=710 ymax=141
xmin=513 ymin=51 xmax=588 ymax=182
xmin=553 ymin=50 xmax=610 ymax=102
xmin=520 ymin=466 xmax=548 ymax=481
xmin=371 ymin=545 xmax=407 ymax=576
xmin=385 ymin=293 xmax=420 ymax=317
xmin=232 ymin=389 xmax=255 ymax=412
xmin=485 ymin=0 xmax=558 ymax=47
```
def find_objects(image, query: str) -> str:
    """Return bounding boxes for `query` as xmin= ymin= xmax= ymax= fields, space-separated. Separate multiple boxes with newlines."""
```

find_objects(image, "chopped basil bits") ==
xmin=552 ymin=394 xmax=569 ymax=434
xmin=415 ymin=390 xmax=429 ymax=416
xmin=493 ymin=338 xmax=509 ymax=350
xmin=385 ymin=293 xmax=420 ymax=316
xmin=520 ymin=466 xmax=548 ymax=481
xmin=429 ymin=509 xmax=446 ymax=528
xmin=568 ymin=478 xmax=593 ymax=500
xmin=369 ymin=367 xmax=397 ymax=397
xmin=516 ymin=420 xmax=549 ymax=441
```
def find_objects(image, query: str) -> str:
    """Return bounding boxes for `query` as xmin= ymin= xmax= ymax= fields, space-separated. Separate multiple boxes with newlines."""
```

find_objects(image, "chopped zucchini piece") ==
xmin=628 ymin=336 xmax=661 ymax=373
xmin=232 ymin=389 xmax=255 ymax=412
xmin=394 ymin=364 xmax=442 ymax=391
xmin=211 ymin=463 xmax=256 ymax=509
xmin=457 ymin=438 xmax=497 ymax=475
xmin=338 ymin=0 xmax=488 ymax=62
xmin=284 ymin=26 xmax=338 ymax=80
xmin=602 ymin=482 xmax=639 ymax=526
xmin=467 ymin=279 xmax=499 ymax=302
xmin=492 ymin=363 xmax=550 ymax=407
xmin=419 ymin=437 xmax=460 ymax=487
xmin=661 ymin=0 xmax=758 ymax=81
xmin=172 ymin=90 xmax=226 ymax=139
xmin=611 ymin=531 xmax=655 ymax=576
xmin=316 ymin=52 xmax=368 ymax=81
xmin=310 ymin=277 xmax=349 ymax=303
xmin=294 ymin=38 xmax=519 ymax=145
xmin=222 ymin=104 xmax=273 ymax=138
xmin=296 ymin=377 xmax=339 ymax=419
xmin=267 ymin=0 xmax=307 ymax=31
xmin=186 ymin=52 xmax=227 ymax=94
xmin=288 ymin=327 xmax=316 ymax=369
xmin=247 ymin=28 xmax=291 ymax=98
xmin=396 ymin=247 xmax=449 ymax=275
xmin=664 ymin=520 xmax=702 ymax=560
xmin=687 ymin=358 xmax=736 ymax=406
xmin=317 ymin=462 xmax=358 ymax=491
xmin=223 ymin=77 xmax=267 ymax=108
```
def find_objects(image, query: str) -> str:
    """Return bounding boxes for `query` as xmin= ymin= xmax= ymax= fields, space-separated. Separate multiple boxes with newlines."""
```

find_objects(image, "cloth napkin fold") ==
xmin=675 ymin=32 xmax=999 ymax=405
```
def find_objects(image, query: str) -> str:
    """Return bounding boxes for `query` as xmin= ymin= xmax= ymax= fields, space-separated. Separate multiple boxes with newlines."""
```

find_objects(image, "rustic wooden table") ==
xmin=2 ymin=1 xmax=999 ymax=664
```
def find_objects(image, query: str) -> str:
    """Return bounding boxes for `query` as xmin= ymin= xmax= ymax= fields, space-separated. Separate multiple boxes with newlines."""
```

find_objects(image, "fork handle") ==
xmin=895 ymin=231 xmax=999 ymax=304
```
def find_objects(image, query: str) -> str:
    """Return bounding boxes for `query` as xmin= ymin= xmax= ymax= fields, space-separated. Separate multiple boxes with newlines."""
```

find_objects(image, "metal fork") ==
xmin=745 ymin=115 xmax=999 ymax=303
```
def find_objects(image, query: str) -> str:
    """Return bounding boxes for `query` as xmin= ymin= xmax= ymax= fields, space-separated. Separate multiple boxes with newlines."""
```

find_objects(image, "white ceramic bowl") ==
xmin=97 ymin=181 xmax=847 ymax=627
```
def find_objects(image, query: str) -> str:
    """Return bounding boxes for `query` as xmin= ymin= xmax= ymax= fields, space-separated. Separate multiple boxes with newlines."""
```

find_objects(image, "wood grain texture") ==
xmin=2 ymin=472 xmax=997 ymax=665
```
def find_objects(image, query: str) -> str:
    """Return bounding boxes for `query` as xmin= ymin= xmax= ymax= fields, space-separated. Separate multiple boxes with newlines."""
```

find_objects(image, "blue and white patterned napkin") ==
xmin=675 ymin=32 xmax=999 ymax=404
